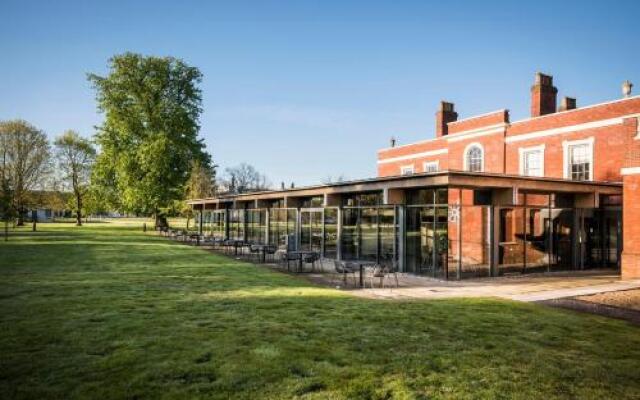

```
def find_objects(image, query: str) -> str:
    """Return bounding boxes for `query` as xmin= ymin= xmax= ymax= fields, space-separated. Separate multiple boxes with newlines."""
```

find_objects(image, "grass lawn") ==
xmin=1 ymin=223 xmax=639 ymax=399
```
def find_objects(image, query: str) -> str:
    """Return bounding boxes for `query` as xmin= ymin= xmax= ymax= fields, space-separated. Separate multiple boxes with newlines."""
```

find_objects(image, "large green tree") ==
xmin=0 ymin=120 xmax=51 ymax=226
xmin=54 ymin=130 xmax=96 ymax=226
xmin=88 ymin=53 xmax=211 ymax=227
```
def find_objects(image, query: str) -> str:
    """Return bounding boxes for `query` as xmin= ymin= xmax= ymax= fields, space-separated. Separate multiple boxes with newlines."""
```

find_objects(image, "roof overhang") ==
xmin=187 ymin=170 xmax=622 ymax=206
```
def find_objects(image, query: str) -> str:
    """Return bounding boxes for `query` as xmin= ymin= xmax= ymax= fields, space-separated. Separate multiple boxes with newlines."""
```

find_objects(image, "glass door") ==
xmin=300 ymin=209 xmax=324 ymax=255
xmin=405 ymin=206 xmax=448 ymax=278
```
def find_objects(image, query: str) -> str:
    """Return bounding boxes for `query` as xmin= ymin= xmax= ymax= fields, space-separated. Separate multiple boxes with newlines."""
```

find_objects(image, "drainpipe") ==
xmin=457 ymin=189 xmax=462 ymax=280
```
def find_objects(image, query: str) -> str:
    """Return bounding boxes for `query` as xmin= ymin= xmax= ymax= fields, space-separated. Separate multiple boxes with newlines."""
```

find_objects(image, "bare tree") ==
xmin=54 ymin=130 xmax=96 ymax=226
xmin=322 ymin=174 xmax=348 ymax=185
xmin=183 ymin=160 xmax=216 ymax=229
xmin=185 ymin=159 xmax=216 ymax=200
xmin=0 ymin=120 xmax=51 ymax=226
xmin=220 ymin=163 xmax=270 ymax=194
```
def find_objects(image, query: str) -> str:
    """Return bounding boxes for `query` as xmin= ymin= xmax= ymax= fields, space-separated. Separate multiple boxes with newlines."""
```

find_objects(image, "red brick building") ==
xmin=378 ymin=73 xmax=638 ymax=278
xmin=190 ymin=73 xmax=636 ymax=280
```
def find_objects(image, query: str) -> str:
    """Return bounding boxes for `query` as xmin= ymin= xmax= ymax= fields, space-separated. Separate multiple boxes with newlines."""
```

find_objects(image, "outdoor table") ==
xmin=232 ymin=240 xmax=244 ymax=256
xmin=288 ymin=250 xmax=318 ymax=272
xmin=355 ymin=261 xmax=377 ymax=287
xmin=189 ymin=233 xmax=200 ymax=246
xmin=253 ymin=244 xmax=270 ymax=263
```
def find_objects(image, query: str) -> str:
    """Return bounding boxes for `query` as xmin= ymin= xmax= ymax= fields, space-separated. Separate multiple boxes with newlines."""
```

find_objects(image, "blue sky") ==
xmin=2 ymin=0 xmax=640 ymax=186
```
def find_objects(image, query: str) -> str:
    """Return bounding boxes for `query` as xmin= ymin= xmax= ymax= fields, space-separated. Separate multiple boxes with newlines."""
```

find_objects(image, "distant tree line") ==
xmin=0 ymin=52 xmax=271 ymax=238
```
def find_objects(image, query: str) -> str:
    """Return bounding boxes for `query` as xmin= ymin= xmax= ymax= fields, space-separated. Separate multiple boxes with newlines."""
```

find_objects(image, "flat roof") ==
xmin=188 ymin=170 xmax=622 ymax=205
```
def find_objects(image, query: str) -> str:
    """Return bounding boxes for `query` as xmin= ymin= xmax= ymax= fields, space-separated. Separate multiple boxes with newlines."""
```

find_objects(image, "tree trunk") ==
xmin=4 ymin=219 xmax=8 ymax=242
xmin=16 ymin=208 xmax=24 ymax=226
xmin=76 ymin=193 xmax=82 ymax=226
xmin=154 ymin=212 xmax=168 ymax=229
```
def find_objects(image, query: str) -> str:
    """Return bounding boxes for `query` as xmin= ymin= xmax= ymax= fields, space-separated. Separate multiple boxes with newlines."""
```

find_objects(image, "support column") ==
xmin=456 ymin=202 xmax=462 ymax=280
xmin=397 ymin=205 xmax=406 ymax=273
xmin=265 ymin=208 xmax=270 ymax=244
xmin=336 ymin=207 xmax=343 ymax=260
xmin=489 ymin=206 xmax=499 ymax=277
xmin=622 ymin=172 xmax=640 ymax=278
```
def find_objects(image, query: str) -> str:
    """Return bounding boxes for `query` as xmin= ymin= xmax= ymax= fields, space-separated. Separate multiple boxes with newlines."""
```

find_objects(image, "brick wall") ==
xmin=378 ymin=97 xmax=640 ymax=181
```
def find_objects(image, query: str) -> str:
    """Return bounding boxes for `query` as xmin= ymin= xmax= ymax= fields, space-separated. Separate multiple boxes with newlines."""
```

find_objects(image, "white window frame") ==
xmin=400 ymin=164 xmax=414 ymax=175
xmin=423 ymin=160 xmax=439 ymax=173
xmin=518 ymin=144 xmax=545 ymax=177
xmin=562 ymin=137 xmax=594 ymax=181
xmin=463 ymin=142 xmax=484 ymax=172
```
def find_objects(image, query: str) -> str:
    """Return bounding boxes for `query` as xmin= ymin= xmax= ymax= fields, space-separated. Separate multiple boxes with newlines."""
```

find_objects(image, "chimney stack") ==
xmin=559 ymin=96 xmax=577 ymax=112
xmin=531 ymin=72 xmax=558 ymax=117
xmin=390 ymin=136 xmax=396 ymax=148
xmin=435 ymin=101 xmax=458 ymax=137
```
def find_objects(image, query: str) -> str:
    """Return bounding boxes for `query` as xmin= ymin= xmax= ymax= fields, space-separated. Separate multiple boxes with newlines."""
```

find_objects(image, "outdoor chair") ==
xmin=303 ymin=252 xmax=320 ymax=272
xmin=249 ymin=244 xmax=262 ymax=262
xmin=333 ymin=260 xmax=357 ymax=287
xmin=222 ymin=239 xmax=235 ymax=254
xmin=369 ymin=263 xmax=399 ymax=289
xmin=264 ymin=245 xmax=277 ymax=263
xmin=211 ymin=237 xmax=224 ymax=249
xmin=281 ymin=251 xmax=299 ymax=271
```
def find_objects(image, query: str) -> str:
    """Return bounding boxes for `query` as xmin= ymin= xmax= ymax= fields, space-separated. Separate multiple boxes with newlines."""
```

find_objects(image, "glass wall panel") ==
xmin=497 ymin=206 xmax=578 ymax=275
xmin=268 ymin=208 xmax=297 ymax=250
xmin=287 ymin=209 xmax=298 ymax=250
xmin=324 ymin=208 xmax=338 ymax=259
xmin=524 ymin=208 xmax=549 ymax=273
xmin=340 ymin=206 xmax=396 ymax=263
xmin=341 ymin=192 xmax=382 ymax=207
xmin=192 ymin=211 xmax=201 ymax=233
xmin=202 ymin=211 xmax=212 ymax=235
xmin=228 ymin=209 xmax=245 ymax=241
xmin=451 ymin=206 xmax=490 ymax=279
xmin=405 ymin=188 xmax=448 ymax=205
xmin=359 ymin=208 xmax=378 ymax=261
xmin=211 ymin=210 xmax=226 ymax=239
xmin=405 ymin=206 xmax=448 ymax=278
xmin=341 ymin=208 xmax=359 ymax=260
xmin=246 ymin=209 xmax=266 ymax=244
xmin=498 ymin=207 xmax=525 ymax=274
xmin=379 ymin=208 xmax=396 ymax=266
xmin=300 ymin=209 xmax=323 ymax=253
xmin=549 ymin=208 xmax=574 ymax=271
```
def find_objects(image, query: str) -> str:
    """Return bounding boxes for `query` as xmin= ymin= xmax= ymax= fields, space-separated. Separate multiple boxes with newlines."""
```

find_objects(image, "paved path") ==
xmin=330 ymin=271 xmax=640 ymax=302
xmin=506 ymin=280 xmax=640 ymax=302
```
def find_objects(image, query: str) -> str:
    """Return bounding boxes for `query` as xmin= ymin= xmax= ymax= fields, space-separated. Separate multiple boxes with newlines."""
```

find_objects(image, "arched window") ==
xmin=465 ymin=143 xmax=484 ymax=172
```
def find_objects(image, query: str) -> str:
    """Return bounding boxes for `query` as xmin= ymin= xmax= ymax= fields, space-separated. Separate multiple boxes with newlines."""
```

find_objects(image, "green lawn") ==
xmin=1 ymin=223 xmax=639 ymax=399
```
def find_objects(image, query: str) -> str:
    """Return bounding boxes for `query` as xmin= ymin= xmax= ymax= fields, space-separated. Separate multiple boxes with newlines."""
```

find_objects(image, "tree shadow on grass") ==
xmin=3 ymin=229 xmax=640 ymax=399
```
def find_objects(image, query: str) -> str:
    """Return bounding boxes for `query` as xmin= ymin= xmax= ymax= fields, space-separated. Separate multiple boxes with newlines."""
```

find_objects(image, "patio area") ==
xmin=162 ymin=230 xmax=640 ymax=303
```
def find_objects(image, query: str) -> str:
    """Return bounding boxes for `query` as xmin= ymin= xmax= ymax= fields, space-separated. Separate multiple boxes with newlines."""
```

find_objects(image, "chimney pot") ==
xmin=623 ymin=80 xmax=633 ymax=98
xmin=435 ymin=101 xmax=458 ymax=137
xmin=390 ymin=136 xmax=396 ymax=147
xmin=559 ymin=96 xmax=577 ymax=112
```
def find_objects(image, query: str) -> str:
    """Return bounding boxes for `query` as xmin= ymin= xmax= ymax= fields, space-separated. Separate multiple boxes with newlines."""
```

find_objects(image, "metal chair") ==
xmin=281 ymin=251 xmax=299 ymax=271
xmin=303 ymin=252 xmax=320 ymax=272
xmin=249 ymin=244 xmax=261 ymax=262
xmin=333 ymin=260 xmax=357 ymax=287
xmin=265 ymin=245 xmax=277 ymax=263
